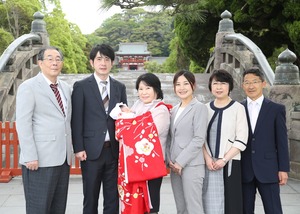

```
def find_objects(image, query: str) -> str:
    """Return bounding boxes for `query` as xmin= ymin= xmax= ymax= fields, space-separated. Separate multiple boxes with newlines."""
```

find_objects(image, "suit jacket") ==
xmin=166 ymin=98 xmax=208 ymax=168
xmin=241 ymin=98 xmax=290 ymax=183
xmin=16 ymin=72 xmax=72 ymax=167
xmin=71 ymin=74 xmax=127 ymax=160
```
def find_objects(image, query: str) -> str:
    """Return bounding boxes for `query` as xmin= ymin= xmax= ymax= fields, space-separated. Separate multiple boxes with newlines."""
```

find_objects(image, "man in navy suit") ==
xmin=241 ymin=67 xmax=290 ymax=214
xmin=71 ymin=44 xmax=127 ymax=214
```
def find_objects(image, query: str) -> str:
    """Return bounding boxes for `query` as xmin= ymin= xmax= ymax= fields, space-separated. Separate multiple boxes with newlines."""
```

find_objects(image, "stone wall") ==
xmin=289 ymin=111 xmax=300 ymax=179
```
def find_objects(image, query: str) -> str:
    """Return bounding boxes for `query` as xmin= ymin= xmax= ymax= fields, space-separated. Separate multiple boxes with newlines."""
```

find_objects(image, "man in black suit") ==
xmin=241 ymin=67 xmax=290 ymax=214
xmin=71 ymin=44 xmax=127 ymax=214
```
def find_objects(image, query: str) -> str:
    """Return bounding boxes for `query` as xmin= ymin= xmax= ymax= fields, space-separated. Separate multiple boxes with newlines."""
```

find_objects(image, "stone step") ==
xmin=59 ymin=72 xmax=245 ymax=107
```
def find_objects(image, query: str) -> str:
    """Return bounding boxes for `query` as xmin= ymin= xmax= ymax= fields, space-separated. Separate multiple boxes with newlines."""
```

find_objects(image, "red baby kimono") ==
xmin=116 ymin=110 xmax=168 ymax=214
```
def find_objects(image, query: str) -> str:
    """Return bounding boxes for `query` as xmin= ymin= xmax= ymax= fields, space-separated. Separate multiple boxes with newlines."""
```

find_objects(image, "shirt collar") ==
xmin=94 ymin=73 xmax=110 ymax=85
xmin=247 ymin=95 xmax=264 ymax=107
xmin=41 ymin=73 xmax=58 ymax=86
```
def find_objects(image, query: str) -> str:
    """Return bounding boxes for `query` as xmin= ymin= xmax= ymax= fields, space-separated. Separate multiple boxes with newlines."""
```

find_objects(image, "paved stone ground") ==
xmin=1 ymin=175 xmax=300 ymax=214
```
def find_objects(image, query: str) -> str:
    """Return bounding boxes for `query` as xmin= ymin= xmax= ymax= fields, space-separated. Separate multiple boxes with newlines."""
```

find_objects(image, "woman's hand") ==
xmin=169 ymin=161 xmax=183 ymax=175
xmin=205 ymin=156 xmax=215 ymax=171
xmin=212 ymin=159 xmax=226 ymax=170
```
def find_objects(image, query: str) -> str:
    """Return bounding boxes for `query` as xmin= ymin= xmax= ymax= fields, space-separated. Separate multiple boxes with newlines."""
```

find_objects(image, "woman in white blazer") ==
xmin=166 ymin=70 xmax=208 ymax=214
xmin=203 ymin=69 xmax=248 ymax=214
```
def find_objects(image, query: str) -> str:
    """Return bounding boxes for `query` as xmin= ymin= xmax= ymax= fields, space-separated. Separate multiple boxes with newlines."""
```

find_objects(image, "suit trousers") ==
xmin=81 ymin=146 xmax=119 ymax=214
xmin=171 ymin=165 xmax=205 ymax=214
xmin=22 ymin=161 xmax=70 ymax=214
xmin=242 ymin=177 xmax=282 ymax=214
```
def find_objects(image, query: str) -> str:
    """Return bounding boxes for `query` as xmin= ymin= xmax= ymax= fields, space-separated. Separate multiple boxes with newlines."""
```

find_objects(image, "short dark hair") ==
xmin=243 ymin=67 xmax=265 ymax=82
xmin=173 ymin=70 xmax=196 ymax=91
xmin=89 ymin=44 xmax=115 ymax=61
xmin=135 ymin=73 xmax=163 ymax=99
xmin=208 ymin=69 xmax=234 ymax=93
xmin=37 ymin=46 xmax=63 ymax=61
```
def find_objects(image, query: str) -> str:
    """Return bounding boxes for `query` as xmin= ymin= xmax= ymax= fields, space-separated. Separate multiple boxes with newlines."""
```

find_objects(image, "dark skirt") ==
xmin=203 ymin=159 xmax=242 ymax=214
xmin=224 ymin=160 xmax=243 ymax=214
xmin=148 ymin=177 xmax=163 ymax=212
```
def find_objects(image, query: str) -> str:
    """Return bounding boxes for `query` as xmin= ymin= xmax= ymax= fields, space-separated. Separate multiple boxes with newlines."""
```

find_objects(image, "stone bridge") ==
xmin=1 ymin=10 xmax=300 ymax=179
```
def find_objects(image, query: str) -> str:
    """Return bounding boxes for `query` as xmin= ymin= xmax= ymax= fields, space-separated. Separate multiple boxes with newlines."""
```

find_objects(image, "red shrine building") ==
xmin=115 ymin=42 xmax=151 ymax=71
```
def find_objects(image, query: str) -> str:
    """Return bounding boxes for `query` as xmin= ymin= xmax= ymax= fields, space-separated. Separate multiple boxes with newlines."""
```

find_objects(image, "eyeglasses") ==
xmin=243 ymin=80 xmax=262 ymax=86
xmin=43 ymin=57 xmax=63 ymax=63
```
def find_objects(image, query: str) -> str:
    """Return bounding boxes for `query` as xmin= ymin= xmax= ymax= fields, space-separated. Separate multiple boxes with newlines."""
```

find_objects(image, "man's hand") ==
xmin=25 ymin=160 xmax=39 ymax=170
xmin=75 ymin=151 xmax=87 ymax=161
xmin=278 ymin=171 xmax=288 ymax=185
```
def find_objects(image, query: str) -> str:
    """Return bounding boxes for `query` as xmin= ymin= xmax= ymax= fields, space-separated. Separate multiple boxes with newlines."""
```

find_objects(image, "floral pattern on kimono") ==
xmin=116 ymin=110 xmax=168 ymax=214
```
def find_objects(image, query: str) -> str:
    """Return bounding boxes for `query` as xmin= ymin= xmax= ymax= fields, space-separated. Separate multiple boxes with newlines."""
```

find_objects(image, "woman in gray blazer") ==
xmin=166 ymin=70 xmax=208 ymax=214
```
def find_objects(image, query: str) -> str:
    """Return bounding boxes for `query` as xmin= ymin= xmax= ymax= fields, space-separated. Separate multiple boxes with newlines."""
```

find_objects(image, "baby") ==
xmin=109 ymin=102 xmax=135 ymax=120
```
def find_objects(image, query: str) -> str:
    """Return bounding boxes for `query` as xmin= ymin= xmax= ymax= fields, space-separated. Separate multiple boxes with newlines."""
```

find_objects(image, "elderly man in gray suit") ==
xmin=16 ymin=46 xmax=72 ymax=214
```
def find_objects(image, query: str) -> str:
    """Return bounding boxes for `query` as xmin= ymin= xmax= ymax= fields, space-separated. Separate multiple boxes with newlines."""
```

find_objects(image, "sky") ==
xmin=60 ymin=0 xmax=122 ymax=34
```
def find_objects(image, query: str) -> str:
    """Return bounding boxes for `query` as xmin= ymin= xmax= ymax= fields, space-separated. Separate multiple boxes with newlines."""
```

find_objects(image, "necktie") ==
xmin=100 ymin=81 xmax=109 ymax=110
xmin=50 ymin=83 xmax=65 ymax=116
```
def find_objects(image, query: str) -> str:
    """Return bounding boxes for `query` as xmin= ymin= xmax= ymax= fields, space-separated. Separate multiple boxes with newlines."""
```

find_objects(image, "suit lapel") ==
xmin=88 ymin=74 xmax=106 ymax=112
xmin=172 ymin=98 xmax=196 ymax=132
xmin=37 ymin=73 xmax=64 ymax=116
xmin=58 ymin=80 xmax=71 ymax=118
xmin=254 ymin=98 xmax=271 ymax=135
xmin=170 ymin=105 xmax=179 ymax=133
xmin=108 ymin=77 xmax=117 ymax=113
xmin=242 ymin=99 xmax=252 ymax=132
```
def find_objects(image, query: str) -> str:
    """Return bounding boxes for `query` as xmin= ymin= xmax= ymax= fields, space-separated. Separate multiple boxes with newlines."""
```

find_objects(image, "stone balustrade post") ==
xmin=30 ymin=11 xmax=49 ymax=46
xmin=269 ymin=48 xmax=300 ymax=179
xmin=214 ymin=10 xmax=235 ymax=69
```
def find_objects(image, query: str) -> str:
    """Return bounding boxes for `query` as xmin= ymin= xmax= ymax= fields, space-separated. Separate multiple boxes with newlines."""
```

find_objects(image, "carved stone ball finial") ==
xmin=31 ymin=11 xmax=47 ymax=33
xmin=221 ymin=10 xmax=232 ymax=19
xmin=218 ymin=10 xmax=234 ymax=33
xmin=278 ymin=48 xmax=297 ymax=64
xmin=274 ymin=48 xmax=300 ymax=85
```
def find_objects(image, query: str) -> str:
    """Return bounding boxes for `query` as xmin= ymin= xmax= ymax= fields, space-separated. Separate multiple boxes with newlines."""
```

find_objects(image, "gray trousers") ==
xmin=22 ymin=161 xmax=70 ymax=214
xmin=171 ymin=165 xmax=205 ymax=214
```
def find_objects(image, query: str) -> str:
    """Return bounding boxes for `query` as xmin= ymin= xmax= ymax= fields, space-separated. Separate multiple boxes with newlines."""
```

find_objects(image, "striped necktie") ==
xmin=101 ymin=81 xmax=109 ymax=110
xmin=50 ymin=83 xmax=65 ymax=116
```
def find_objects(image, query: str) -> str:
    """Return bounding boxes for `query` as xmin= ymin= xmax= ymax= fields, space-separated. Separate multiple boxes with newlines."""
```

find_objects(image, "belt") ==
xmin=103 ymin=141 xmax=111 ymax=148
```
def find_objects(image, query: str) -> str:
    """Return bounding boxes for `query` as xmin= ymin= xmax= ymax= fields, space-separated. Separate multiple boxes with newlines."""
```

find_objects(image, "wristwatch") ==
xmin=222 ymin=158 xmax=227 ymax=164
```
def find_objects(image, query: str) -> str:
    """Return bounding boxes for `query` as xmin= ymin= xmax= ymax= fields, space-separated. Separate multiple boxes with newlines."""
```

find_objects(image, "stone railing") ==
xmin=205 ymin=10 xmax=275 ymax=87
xmin=0 ymin=12 xmax=48 ymax=121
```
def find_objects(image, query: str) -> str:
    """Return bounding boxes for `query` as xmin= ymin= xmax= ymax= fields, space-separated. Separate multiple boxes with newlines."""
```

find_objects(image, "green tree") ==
xmin=144 ymin=61 xmax=165 ymax=73
xmin=0 ymin=0 xmax=43 ymax=55
xmin=0 ymin=0 xmax=90 ymax=74
xmin=163 ymin=36 xmax=190 ymax=73
xmin=45 ymin=3 xmax=88 ymax=73
xmin=0 ymin=0 xmax=41 ymax=38
xmin=102 ymin=0 xmax=300 ymax=68
xmin=0 ymin=28 xmax=14 ymax=54
xmin=89 ymin=8 xmax=174 ymax=56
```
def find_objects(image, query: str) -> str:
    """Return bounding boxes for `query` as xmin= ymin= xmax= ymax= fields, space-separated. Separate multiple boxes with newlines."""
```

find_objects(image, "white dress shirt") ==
xmin=247 ymin=95 xmax=264 ymax=132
